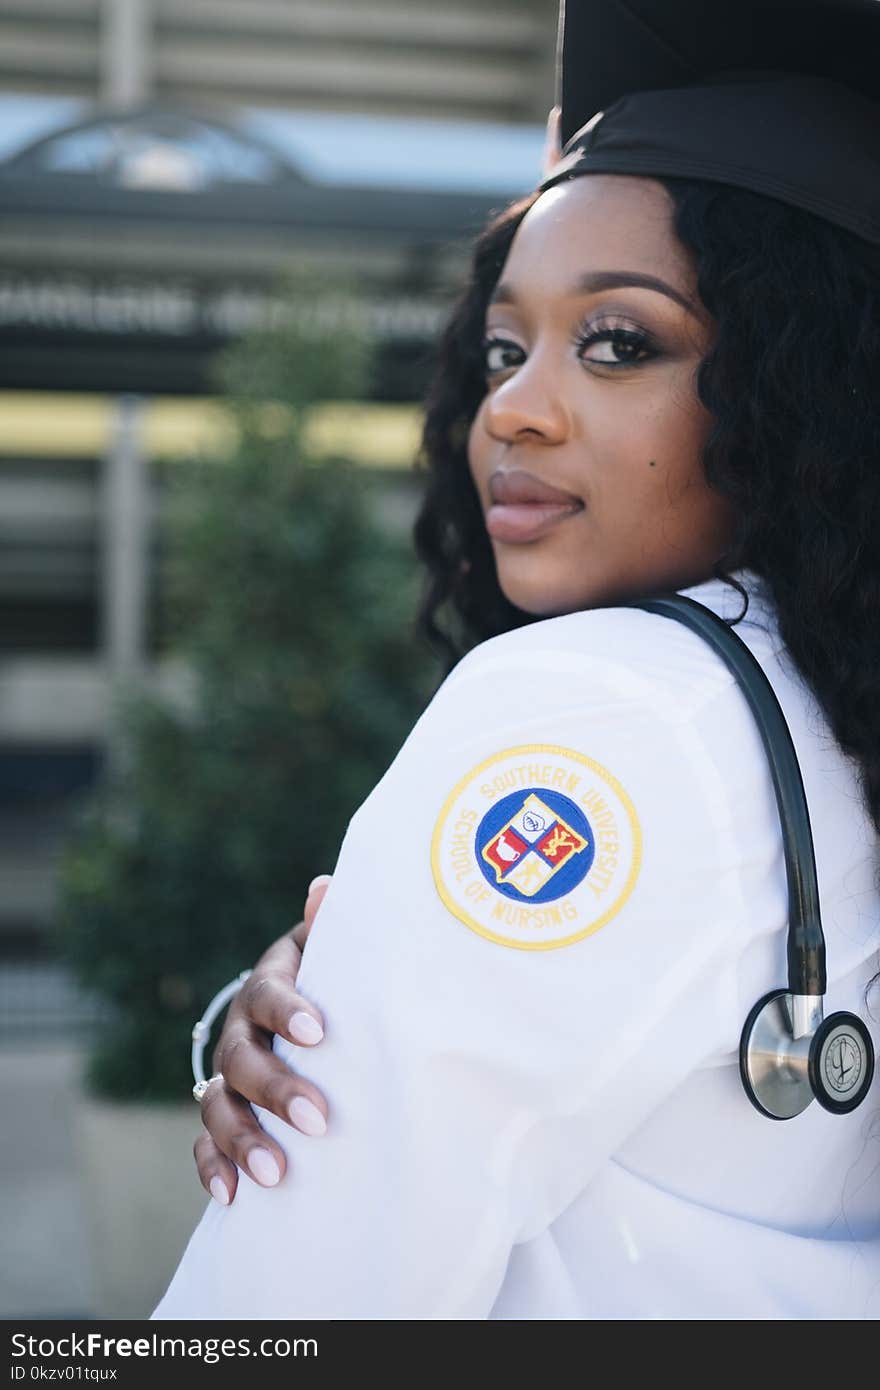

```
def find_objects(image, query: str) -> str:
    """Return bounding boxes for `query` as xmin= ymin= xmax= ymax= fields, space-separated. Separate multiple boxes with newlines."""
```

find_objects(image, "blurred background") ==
xmin=0 ymin=0 xmax=555 ymax=1319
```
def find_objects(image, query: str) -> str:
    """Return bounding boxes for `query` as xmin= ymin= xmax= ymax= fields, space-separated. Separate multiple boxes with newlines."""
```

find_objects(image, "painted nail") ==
xmin=289 ymin=1096 xmax=327 ymax=1137
xmin=289 ymin=1010 xmax=324 ymax=1045
xmin=308 ymin=874 xmax=332 ymax=894
xmin=248 ymin=1147 xmax=281 ymax=1187
xmin=209 ymin=1176 xmax=230 ymax=1206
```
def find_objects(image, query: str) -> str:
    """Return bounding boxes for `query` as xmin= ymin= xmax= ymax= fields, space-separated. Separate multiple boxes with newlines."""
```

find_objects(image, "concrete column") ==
xmin=101 ymin=395 xmax=149 ymax=688
xmin=101 ymin=0 xmax=152 ymax=108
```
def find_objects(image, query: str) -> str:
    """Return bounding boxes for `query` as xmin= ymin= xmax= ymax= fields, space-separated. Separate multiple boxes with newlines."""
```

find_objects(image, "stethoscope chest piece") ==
xmin=740 ymin=989 xmax=875 ymax=1120
xmin=808 ymin=1011 xmax=875 ymax=1115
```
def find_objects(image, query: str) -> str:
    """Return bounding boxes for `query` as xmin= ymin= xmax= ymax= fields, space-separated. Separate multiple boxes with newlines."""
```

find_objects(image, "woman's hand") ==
xmin=194 ymin=875 xmax=332 ymax=1205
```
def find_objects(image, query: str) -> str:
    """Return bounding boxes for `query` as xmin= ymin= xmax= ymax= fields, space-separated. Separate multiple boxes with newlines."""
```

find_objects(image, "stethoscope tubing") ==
xmin=631 ymin=595 xmax=826 ymax=997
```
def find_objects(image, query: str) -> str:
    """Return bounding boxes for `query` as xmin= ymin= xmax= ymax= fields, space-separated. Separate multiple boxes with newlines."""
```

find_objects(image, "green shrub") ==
xmin=56 ymin=283 xmax=437 ymax=1099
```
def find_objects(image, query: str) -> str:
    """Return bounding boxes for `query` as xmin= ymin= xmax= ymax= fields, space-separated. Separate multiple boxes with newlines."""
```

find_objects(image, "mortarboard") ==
xmin=541 ymin=0 xmax=880 ymax=244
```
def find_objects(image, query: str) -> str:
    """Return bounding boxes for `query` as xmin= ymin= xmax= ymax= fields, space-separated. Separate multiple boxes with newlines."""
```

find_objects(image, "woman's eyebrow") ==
xmin=490 ymin=270 xmax=699 ymax=317
xmin=575 ymin=270 xmax=698 ymax=316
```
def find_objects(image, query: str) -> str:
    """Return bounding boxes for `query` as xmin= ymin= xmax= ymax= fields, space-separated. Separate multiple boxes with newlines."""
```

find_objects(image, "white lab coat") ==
xmin=154 ymin=571 xmax=880 ymax=1320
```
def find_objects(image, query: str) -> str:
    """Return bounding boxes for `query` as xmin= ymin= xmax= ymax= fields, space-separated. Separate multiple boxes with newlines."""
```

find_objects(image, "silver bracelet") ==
xmin=191 ymin=969 xmax=253 ymax=1101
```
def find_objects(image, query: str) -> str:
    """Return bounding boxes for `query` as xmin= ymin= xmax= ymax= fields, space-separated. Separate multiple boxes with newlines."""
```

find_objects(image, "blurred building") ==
xmin=0 ymin=0 xmax=556 ymax=120
xmin=0 ymin=0 xmax=554 ymax=1029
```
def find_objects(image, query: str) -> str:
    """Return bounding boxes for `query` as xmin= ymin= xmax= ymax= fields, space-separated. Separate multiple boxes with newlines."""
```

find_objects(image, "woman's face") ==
xmin=467 ymin=175 xmax=737 ymax=615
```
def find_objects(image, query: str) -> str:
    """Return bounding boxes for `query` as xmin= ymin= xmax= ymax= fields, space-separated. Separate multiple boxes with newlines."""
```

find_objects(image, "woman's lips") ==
xmin=486 ymin=468 xmax=584 ymax=543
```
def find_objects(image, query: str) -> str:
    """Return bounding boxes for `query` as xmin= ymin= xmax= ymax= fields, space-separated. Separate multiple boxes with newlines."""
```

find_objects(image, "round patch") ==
xmin=431 ymin=743 xmax=641 ymax=951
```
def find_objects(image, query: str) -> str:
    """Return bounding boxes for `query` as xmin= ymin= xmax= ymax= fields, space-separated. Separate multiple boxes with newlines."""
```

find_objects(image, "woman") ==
xmin=155 ymin=19 xmax=880 ymax=1319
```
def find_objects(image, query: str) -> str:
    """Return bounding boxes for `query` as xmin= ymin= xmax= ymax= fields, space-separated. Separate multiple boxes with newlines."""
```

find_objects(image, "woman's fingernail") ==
xmin=308 ymin=874 xmax=332 ymax=894
xmin=289 ymin=1010 xmax=324 ymax=1044
xmin=289 ymin=1096 xmax=327 ymax=1137
xmin=209 ymin=1176 xmax=230 ymax=1206
xmin=248 ymin=1147 xmax=281 ymax=1187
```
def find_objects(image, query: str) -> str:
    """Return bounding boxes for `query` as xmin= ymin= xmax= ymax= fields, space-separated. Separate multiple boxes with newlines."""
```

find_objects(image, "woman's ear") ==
xmin=541 ymin=105 xmax=562 ymax=178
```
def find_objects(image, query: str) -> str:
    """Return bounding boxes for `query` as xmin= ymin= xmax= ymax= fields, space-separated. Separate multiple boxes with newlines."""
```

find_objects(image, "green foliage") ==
xmin=56 ymin=281 xmax=437 ymax=1099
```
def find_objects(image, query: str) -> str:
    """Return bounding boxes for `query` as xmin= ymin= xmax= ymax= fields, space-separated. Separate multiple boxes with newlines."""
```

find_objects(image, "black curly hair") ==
xmin=413 ymin=178 xmax=880 ymax=848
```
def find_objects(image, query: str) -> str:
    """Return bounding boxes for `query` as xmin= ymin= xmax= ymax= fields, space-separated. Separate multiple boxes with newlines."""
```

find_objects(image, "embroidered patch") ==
xmin=431 ymin=743 xmax=641 ymax=951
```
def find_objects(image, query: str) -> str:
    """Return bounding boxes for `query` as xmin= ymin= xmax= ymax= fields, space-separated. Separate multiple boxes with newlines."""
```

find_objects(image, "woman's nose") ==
xmin=483 ymin=356 xmax=569 ymax=446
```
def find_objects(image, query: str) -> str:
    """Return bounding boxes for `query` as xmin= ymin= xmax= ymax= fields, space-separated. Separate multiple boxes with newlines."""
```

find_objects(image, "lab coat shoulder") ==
xmin=352 ymin=598 xmax=784 ymax=991
xmin=433 ymin=602 xmax=740 ymax=716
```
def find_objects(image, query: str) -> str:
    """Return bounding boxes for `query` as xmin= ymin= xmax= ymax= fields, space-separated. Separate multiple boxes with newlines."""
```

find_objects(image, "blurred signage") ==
xmin=0 ymin=273 xmax=445 ymax=340
xmin=0 ymin=271 xmax=447 ymax=397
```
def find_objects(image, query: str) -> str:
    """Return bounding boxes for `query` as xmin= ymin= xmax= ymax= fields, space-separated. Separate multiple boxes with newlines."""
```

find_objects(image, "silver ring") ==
xmin=192 ymin=1073 xmax=224 ymax=1104
xmin=191 ymin=968 xmax=253 ymax=1093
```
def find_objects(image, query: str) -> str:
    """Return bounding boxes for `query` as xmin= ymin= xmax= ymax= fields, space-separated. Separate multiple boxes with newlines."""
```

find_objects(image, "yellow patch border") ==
xmin=431 ymin=742 xmax=642 ymax=951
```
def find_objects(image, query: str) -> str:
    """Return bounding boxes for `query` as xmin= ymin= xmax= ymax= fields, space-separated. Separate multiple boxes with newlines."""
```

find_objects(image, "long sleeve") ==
xmin=153 ymin=605 xmax=786 ymax=1320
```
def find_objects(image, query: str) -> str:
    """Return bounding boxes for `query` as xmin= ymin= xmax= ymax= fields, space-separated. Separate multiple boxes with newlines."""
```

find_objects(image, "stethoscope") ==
xmin=634 ymin=594 xmax=875 ymax=1120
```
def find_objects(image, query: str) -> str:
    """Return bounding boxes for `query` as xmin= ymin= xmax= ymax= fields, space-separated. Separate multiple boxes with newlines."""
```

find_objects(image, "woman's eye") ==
xmin=482 ymin=338 xmax=524 ymax=374
xmin=576 ymin=327 xmax=655 ymax=367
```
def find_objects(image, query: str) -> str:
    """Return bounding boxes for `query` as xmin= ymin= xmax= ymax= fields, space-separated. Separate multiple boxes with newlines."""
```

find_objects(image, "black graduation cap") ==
xmin=542 ymin=0 xmax=880 ymax=243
